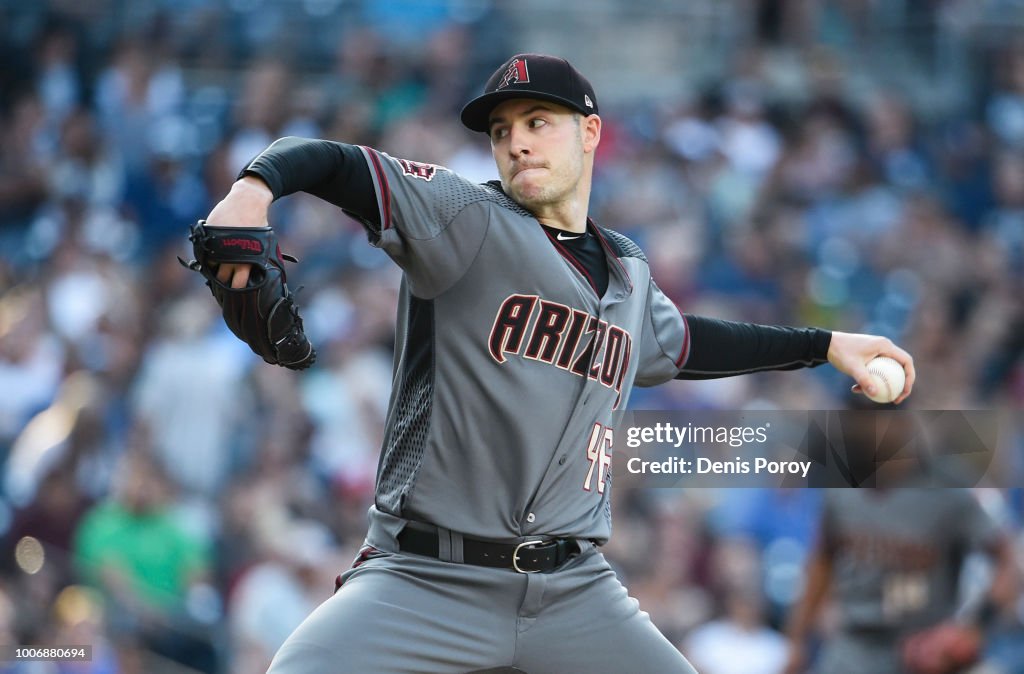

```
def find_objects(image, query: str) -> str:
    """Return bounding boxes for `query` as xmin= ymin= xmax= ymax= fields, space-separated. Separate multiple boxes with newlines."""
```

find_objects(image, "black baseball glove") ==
xmin=179 ymin=220 xmax=316 ymax=370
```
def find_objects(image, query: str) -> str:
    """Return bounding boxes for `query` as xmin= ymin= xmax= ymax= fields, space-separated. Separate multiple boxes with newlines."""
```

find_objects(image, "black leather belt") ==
xmin=397 ymin=523 xmax=581 ymax=573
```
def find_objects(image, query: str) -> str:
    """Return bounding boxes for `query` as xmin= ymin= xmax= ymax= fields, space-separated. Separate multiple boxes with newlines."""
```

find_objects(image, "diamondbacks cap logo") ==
xmin=497 ymin=58 xmax=530 ymax=90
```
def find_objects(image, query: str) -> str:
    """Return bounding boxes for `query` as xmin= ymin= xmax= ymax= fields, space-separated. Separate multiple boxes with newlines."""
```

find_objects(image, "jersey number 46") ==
xmin=583 ymin=423 xmax=613 ymax=494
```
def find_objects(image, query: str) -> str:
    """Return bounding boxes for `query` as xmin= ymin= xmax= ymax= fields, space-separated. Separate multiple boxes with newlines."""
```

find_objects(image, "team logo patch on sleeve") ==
xmin=397 ymin=159 xmax=439 ymax=181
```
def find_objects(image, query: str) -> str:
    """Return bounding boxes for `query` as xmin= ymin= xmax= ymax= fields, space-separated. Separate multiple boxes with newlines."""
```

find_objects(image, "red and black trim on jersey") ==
xmin=538 ymin=220 xmax=638 ymax=299
xmin=597 ymin=225 xmax=687 ymax=365
xmin=362 ymin=146 xmax=393 ymax=232
xmin=592 ymin=222 xmax=634 ymax=294
xmin=542 ymin=229 xmax=602 ymax=297
xmin=675 ymin=315 xmax=692 ymax=368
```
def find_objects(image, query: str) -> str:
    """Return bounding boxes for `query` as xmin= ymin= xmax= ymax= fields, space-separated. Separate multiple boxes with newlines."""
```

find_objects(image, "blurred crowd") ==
xmin=1 ymin=1 xmax=1023 ymax=673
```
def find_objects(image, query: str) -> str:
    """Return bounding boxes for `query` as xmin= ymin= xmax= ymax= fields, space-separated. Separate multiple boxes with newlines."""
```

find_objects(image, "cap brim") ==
xmin=460 ymin=90 xmax=587 ymax=133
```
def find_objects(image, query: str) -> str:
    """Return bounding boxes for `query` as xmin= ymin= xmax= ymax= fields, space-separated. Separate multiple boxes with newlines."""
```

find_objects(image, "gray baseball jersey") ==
xmin=355 ymin=147 xmax=689 ymax=546
xmin=264 ymin=149 xmax=701 ymax=673
xmin=813 ymin=489 xmax=1000 ymax=674
xmin=821 ymin=489 xmax=998 ymax=633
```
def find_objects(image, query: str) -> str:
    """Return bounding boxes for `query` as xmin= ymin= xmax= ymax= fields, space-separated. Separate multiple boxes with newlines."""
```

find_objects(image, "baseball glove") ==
xmin=901 ymin=622 xmax=982 ymax=674
xmin=179 ymin=220 xmax=316 ymax=370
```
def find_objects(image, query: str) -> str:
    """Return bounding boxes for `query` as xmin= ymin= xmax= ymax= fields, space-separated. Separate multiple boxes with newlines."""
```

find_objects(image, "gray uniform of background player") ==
xmin=812 ymin=490 xmax=1000 ymax=674
xmin=263 ymin=145 xmax=700 ymax=674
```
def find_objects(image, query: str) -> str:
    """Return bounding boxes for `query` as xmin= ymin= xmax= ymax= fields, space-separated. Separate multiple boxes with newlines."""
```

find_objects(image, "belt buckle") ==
xmin=512 ymin=538 xmax=547 ymax=574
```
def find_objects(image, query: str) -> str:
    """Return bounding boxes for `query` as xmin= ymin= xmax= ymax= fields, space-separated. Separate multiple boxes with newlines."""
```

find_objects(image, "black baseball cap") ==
xmin=460 ymin=54 xmax=598 ymax=133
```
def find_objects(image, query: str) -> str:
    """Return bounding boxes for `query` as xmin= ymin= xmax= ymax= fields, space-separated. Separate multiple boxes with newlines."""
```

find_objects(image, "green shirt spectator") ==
xmin=73 ymin=451 xmax=208 ymax=613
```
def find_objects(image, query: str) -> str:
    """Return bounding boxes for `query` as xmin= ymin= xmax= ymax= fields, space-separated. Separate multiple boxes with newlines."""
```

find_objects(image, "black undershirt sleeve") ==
xmin=238 ymin=136 xmax=380 ymax=229
xmin=597 ymin=225 xmax=832 ymax=380
xmin=677 ymin=315 xmax=832 ymax=379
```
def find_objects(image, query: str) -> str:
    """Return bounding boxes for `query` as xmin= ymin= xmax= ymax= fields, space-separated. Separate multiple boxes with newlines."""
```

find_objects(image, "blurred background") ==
xmin=1 ymin=0 xmax=1023 ymax=672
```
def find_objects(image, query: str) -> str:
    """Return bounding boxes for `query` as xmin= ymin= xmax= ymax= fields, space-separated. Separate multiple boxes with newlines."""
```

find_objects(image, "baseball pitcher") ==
xmin=187 ymin=54 xmax=916 ymax=674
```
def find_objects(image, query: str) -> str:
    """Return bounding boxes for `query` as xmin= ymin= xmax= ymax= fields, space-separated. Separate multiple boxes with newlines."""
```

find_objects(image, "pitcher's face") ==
xmin=489 ymin=99 xmax=587 ymax=211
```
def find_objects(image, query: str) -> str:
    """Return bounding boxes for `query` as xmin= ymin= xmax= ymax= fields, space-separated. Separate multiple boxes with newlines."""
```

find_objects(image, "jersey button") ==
xmin=615 ymin=292 xmax=624 ymax=300
xmin=526 ymin=513 xmax=536 ymax=523
xmin=558 ymin=455 xmax=567 ymax=465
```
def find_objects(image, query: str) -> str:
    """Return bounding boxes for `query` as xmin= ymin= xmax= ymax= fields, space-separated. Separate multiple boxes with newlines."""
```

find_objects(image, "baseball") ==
xmin=864 ymin=356 xmax=906 ymax=403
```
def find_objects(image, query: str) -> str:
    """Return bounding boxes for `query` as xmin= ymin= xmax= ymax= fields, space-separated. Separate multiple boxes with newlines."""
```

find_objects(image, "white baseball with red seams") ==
xmin=865 ymin=356 xmax=906 ymax=403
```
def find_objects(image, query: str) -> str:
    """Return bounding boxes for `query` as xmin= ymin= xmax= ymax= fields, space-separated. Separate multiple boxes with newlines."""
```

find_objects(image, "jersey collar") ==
xmin=483 ymin=181 xmax=634 ymax=297
xmin=589 ymin=219 xmax=634 ymax=295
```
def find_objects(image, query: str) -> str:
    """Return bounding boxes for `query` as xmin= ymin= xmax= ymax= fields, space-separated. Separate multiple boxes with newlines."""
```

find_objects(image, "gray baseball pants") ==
xmin=813 ymin=630 xmax=904 ymax=674
xmin=266 ymin=538 xmax=697 ymax=673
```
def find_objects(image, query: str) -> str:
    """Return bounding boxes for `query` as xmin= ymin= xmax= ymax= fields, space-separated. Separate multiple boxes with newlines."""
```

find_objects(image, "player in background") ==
xmin=783 ymin=484 xmax=1017 ymax=674
xmin=200 ymin=54 xmax=916 ymax=673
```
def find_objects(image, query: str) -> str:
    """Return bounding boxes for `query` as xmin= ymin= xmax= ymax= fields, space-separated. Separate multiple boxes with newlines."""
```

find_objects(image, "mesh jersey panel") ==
xmin=481 ymin=180 xmax=534 ymax=219
xmin=375 ymin=184 xmax=531 ymax=515
xmin=394 ymin=173 xmax=533 ymax=236
xmin=377 ymin=295 xmax=433 ymax=514
xmin=599 ymin=227 xmax=648 ymax=263
xmin=376 ymin=370 xmax=433 ymax=513
xmin=430 ymin=171 xmax=499 ymax=231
